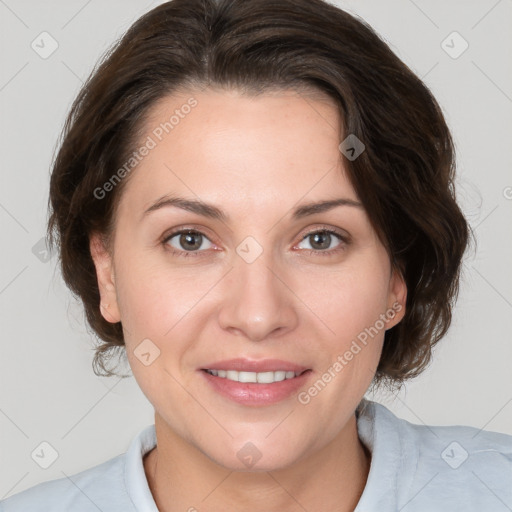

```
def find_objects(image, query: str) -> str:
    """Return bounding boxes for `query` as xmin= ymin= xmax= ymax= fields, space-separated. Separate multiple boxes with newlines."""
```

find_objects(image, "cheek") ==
xmin=303 ymin=261 xmax=391 ymax=340
xmin=113 ymin=247 xmax=215 ymax=337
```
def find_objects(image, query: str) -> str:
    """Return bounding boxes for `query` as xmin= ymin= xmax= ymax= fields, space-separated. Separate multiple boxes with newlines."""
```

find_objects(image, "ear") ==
xmin=385 ymin=266 xmax=407 ymax=330
xmin=89 ymin=232 xmax=121 ymax=324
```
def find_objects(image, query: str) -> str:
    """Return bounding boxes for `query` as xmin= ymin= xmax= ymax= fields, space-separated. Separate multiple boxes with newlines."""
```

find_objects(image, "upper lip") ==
xmin=200 ymin=358 xmax=309 ymax=373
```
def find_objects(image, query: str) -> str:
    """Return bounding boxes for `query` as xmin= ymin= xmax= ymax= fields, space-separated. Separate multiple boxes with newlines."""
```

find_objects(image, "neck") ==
xmin=144 ymin=412 xmax=370 ymax=512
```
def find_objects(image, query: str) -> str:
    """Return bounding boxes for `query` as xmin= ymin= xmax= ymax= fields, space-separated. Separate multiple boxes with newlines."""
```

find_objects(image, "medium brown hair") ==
xmin=47 ymin=0 xmax=471 ymax=389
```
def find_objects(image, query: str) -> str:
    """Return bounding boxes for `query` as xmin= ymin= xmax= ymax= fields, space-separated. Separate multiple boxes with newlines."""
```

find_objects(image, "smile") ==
xmin=203 ymin=369 xmax=302 ymax=383
xmin=200 ymin=360 xmax=312 ymax=406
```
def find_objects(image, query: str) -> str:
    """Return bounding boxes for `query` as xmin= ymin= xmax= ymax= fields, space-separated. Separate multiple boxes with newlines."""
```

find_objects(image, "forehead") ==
xmin=120 ymin=87 xmax=359 ymax=215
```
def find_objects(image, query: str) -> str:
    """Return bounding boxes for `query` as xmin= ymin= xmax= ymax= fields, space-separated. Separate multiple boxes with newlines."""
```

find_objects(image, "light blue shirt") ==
xmin=1 ymin=399 xmax=511 ymax=511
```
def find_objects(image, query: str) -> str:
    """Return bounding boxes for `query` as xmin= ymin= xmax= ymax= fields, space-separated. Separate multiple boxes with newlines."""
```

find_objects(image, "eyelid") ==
xmin=161 ymin=224 xmax=218 ymax=244
xmin=162 ymin=224 xmax=351 ymax=257
xmin=293 ymin=226 xmax=350 ymax=256
xmin=297 ymin=225 xmax=351 ymax=244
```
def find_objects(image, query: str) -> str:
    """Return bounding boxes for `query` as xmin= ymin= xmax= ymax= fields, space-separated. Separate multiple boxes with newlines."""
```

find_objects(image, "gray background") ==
xmin=1 ymin=0 xmax=511 ymax=498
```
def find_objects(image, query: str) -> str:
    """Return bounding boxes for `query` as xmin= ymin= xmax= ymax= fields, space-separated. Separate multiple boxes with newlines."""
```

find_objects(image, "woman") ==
xmin=1 ymin=0 xmax=510 ymax=510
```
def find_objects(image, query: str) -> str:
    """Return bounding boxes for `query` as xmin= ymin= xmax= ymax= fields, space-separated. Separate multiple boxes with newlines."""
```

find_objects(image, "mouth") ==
xmin=202 ymin=368 xmax=307 ymax=383
xmin=199 ymin=359 xmax=312 ymax=406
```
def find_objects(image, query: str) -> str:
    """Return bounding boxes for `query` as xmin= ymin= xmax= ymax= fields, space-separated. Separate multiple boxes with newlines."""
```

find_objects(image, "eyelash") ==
xmin=161 ymin=227 xmax=350 ymax=259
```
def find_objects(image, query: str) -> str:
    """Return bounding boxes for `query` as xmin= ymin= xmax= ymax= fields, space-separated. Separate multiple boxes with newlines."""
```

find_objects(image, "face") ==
xmin=90 ymin=87 xmax=406 ymax=471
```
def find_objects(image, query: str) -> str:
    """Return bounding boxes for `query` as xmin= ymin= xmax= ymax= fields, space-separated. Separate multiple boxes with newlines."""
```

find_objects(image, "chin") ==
xmin=201 ymin=434 xmax=312 ymax=473
xmin=211 ymin=451 xmax=301 ymax=473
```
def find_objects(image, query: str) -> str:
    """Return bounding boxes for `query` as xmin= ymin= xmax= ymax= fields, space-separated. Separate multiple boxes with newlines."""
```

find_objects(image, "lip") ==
xmin=200 ymin=358 xmax=309 ymax=373
xmin=199 ymin=358 xmax=312 ymax=406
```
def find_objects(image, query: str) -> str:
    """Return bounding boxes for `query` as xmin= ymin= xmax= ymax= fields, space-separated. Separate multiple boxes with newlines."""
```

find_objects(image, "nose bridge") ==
xmin=234 ymin=233 xmax=277 ymax=289
xmin=217 ymin=237 xmax=297 ymax=341
xmin=237 ymin=247 xmax=277 ymax=295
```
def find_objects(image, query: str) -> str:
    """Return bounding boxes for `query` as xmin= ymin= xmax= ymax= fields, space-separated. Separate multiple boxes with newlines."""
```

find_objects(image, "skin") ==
xmin=90 ymin=87 xmax=407 ymax=512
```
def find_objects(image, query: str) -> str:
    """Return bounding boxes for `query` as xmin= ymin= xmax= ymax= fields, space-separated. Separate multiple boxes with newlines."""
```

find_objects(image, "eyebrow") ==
xmin=141 ymin=194 xmax=363 ymax=222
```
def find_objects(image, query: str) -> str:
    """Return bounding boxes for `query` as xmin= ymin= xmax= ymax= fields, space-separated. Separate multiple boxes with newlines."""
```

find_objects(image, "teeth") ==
xmin=238 ymin=371 xmax=257 ymax=383
xmin=205 ymin=369 xmax=300 ymax=383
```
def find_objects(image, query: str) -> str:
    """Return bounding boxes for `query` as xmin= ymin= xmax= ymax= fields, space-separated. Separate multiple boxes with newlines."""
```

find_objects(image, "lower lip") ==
xmin=200 ymin=370 xmax=312 ymax=406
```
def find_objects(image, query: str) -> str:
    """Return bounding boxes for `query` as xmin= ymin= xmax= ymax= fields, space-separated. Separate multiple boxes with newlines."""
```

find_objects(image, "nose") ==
xmin=217 ymin=250 xmax=299 ymax=342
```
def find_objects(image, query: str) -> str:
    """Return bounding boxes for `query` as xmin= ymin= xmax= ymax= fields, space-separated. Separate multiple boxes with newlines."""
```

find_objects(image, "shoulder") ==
xmin=392 ymin=404 xmax=512 ymax=474
xmin=0 ymin=453 xmax=134 ymax=512
xmin=362 ymin=400 xmax=512 ymax=511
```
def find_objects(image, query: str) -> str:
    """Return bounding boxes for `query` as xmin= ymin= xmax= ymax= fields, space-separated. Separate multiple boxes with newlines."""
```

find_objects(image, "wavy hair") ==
xmin=47 ymin=0 xmax=471 ymax=390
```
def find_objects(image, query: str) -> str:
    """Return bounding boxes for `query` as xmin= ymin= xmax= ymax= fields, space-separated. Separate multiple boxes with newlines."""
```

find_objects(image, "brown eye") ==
xmin=308 ymin=231 xmax=335 ymax=250
xmin=164 ymin=230 xmax=213 ymax=254
xmin=296 ymin=228 xmax=348 ymax=256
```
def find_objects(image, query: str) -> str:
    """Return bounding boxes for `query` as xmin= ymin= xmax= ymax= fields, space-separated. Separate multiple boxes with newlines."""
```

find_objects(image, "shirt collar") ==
xmin=354 ymin=398 xmax=417 ymax=510
xmin=124 ymin=423 xmax=159 ymax=512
